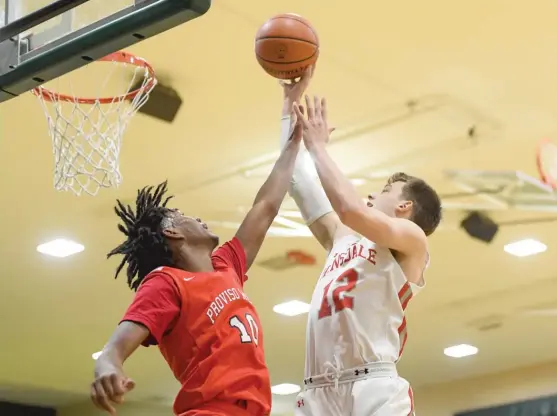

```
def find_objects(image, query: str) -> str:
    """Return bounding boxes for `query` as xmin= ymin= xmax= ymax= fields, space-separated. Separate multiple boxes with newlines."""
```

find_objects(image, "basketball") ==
xmin=255 ymin=13 xmax=319 ymax=80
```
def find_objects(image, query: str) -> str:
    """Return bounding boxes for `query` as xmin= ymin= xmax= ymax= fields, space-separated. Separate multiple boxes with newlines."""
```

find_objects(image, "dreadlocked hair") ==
xmin=107 ymin=181 xmax=175 ymax=291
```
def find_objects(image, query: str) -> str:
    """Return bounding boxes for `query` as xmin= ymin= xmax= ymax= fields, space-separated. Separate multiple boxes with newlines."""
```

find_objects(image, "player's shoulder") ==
xmin=143 ymin=266 xmax=187 ymax=285
xmin=147 ymin=265 xmax=176 ymax=277
xmin=394 ymin=217 xmax=428 ymax=242
xmin=381 ymin=218 xmax=428 ymax=256
xmin=134 ymin=267 xmax=184 ymax=299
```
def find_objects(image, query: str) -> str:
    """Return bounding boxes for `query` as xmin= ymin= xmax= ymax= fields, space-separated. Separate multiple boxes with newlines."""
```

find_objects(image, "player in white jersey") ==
xmin=279 ymin=70 xmax=442 ymax=415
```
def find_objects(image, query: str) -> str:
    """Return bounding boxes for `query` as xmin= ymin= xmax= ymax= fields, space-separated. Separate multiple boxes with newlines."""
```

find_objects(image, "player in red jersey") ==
xmin=90 ymin=119 xmax=304 ymax=415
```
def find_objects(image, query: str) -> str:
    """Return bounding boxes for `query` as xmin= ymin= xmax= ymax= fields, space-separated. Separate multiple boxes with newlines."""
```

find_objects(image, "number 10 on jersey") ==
xmin=318 ymin=268 xmax=359 ymax=319
xmin=230 ymin=313 xmax=259 ymax=345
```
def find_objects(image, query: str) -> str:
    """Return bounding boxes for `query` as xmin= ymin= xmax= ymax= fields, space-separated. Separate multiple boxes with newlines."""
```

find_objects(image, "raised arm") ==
xmin=235 ymin=119 xmax=302 ymax=269
xmin=295 ymin=96 xmax=427 ymax=258
xmin=279 ymin=68 xmax=348 ymax=252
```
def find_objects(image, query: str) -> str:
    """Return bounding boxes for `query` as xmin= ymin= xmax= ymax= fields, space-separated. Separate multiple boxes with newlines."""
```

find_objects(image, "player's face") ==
xmin=167 ymin=210 xmax=219 ymax=248
xmin=367 ymin=181 xmax=411 ymax=217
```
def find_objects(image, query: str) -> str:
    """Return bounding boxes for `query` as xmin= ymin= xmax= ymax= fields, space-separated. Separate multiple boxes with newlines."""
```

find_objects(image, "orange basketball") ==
xmin=255 ymin=13 xmax=319 ymax=80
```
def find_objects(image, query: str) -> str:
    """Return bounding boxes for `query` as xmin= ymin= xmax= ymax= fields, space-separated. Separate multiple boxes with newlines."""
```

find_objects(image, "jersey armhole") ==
xmin=409 ymin=279 xmax=425 ymax=295
xmin=410 ymin=252 xmax=429 ymax=295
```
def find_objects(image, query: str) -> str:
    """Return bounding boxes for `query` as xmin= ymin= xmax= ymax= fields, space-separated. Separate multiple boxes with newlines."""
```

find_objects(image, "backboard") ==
xmin=0 ymin=0 xmax=211 ymax=102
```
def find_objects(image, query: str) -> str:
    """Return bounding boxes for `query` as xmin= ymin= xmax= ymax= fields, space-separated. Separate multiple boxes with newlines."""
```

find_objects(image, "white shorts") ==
xmin=293 ymin=364 xmax=415 ymax=416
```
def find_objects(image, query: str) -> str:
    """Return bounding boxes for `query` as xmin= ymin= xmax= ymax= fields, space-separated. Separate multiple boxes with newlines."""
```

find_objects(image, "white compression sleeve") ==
xmin=281 ymin=116 xmax=333 ymax=225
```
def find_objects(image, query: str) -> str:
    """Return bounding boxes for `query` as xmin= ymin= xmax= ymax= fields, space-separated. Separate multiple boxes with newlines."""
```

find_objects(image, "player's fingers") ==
xmin=111 ymin=394 xmax=125 ymax=405
xmin=292 ymin=103 xmax=303 ymax=120
xmin=101 ymin=376 xmax=116 ymax=399
xmin=92 ymin=382 xmax=116 ymax=414
xmin=279 ymin=79 xmax=293 ymax=90
xmin=90 ymin=384 xmax=100 ymax=409
xmin=313 ymin=96 xmax=322 ymax=121
xmin=291 ymin=122 xmax=303 ymax=142
xmin=293 ymin=104 xmax=308 ymax=128
xmin=124 ymin=378 xmax=136 ymax=392
xmin=301 ymin=65 xmax=313 ymax=83
xmin=321 ymin=97 xmax=328 ymax=122
xmin=304 ymin=95 xmax=314 ymax=120
xmin=110 ymin=374 xmax=126 ymax=396
xmin=289 ymin=107 xmax=303 ymax=141
xmin=293 ymin=103 xmax=304 ymax=123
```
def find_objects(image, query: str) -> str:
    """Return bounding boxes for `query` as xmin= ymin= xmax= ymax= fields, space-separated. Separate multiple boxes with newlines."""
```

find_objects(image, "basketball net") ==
xmin=33 ymin=51 xmax=156 ymax=196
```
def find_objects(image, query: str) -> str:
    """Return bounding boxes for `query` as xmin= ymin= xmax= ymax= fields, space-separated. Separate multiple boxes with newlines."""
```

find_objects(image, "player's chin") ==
xmin=208 ymin=232 xmax=220 ymax=246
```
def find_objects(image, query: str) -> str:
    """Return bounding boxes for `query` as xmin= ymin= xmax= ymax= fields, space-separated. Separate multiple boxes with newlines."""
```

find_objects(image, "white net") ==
xmin=34 ymin=54 xmax=156 ymax=196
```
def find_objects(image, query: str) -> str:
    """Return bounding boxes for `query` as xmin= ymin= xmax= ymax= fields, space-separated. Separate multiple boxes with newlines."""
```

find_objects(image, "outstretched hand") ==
xmin=280 ymin=65 xmax=315 ymax=105
xmin=293 ymin=95 xmax=334 ymax=150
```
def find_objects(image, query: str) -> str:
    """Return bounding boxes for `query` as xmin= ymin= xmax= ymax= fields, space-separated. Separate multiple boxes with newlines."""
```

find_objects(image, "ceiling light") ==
xmin=92 ymin=351 xmax=102 ymax=360
xmin=271 ymin=383 xmax=301 ymax=395
xmin=504 ymin=238 xmax=546 ymax=257
xmin=350 ymin=178 xmax=367 ymax=186
xmin=37 ymin=238 xmax=84 ymax=258
xmin=444 ymin=344 xmax=478 ymax=358
xmin=273 ymin=300 xmax=310 ymax=316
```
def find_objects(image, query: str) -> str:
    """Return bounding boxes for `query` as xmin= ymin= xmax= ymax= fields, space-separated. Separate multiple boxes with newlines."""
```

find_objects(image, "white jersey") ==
xmin=304 ymin=234 xmax=425 ymax=378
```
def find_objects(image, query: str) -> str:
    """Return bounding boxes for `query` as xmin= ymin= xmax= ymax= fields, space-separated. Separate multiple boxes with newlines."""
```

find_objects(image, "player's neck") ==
xmin=174 ymin=246 xmax=214 ymax=272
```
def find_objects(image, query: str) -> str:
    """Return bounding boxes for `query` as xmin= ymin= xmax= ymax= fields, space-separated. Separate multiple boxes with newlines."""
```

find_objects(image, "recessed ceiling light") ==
xmin=273 ymin=300 xmax=310 ymax=317
xmin=350 ymin=178 xmax=367 ymax=187
xmin=92 ymin=351 xmax=102 ymax=360
xmin=271 ymin=383 xmax=301 ymax=395
xmin=37 ymin=238 xmax=84 ymax=258
xmin=504 ymin=238 xmax=547 ymax=257
xmin=444 ymin=344 xmax=478 ymax=358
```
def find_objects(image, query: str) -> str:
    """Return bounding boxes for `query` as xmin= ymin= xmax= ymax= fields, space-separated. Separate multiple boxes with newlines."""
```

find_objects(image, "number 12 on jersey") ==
xmin=230 ymin=313 xmax=259 ymax=345
xmin=318 ymin=268 xmax=360 ymax=319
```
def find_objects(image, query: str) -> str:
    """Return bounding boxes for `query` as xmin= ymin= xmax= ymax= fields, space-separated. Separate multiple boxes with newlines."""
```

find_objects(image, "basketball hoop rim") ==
xmin=31 ymin=51 xmax=156 ymax=104
xmin=536 ymin=138 xmax=557 ymax=190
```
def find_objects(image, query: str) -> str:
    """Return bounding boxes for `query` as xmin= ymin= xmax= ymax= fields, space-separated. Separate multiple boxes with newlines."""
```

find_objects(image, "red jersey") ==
xmin=122 ymin=238 xmax=271 ymax=416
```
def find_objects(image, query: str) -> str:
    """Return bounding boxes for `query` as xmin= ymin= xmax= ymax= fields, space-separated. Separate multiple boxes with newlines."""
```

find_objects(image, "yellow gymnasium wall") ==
xmin=58 ymin=360 xmax=557 ymax=416
xmin=413 ymin=360 xmax=557 ymax=416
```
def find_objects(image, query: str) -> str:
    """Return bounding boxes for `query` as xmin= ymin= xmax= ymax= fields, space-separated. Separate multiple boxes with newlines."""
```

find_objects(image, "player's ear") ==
xmin=396 ymin=200 xmax=413 ymax=214
xmin=162 ymin=228 xmax=183 ymax=240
